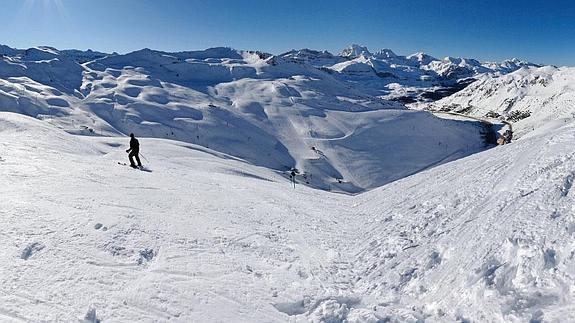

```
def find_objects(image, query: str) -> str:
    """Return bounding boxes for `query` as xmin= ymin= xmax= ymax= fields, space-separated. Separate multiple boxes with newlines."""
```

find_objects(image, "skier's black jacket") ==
xmin=129 ymin=137 xmax=140 ymax=153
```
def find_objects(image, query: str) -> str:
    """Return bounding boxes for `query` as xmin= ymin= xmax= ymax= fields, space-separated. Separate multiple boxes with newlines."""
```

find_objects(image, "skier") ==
xmin=289 ymin=169 xmax=296 ymax=188
xmin=504 ymin=130 xmax=513 ymax=144
xmin=126 ymin=133 xmax=142 ymax=168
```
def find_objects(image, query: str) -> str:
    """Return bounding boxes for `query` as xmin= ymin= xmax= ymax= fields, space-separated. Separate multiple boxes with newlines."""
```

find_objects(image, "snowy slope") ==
xmin=0 ymin=46 xmax=84 ymax=92
xmin=0 ymin=41 xmax=571 ymax=323
xmin=0 ymin=112 xmax=324 ymax=322
xmin=0 ymin=45 xmax=490 ymax=193
xmin=0 ymin=107 xmax=573 ymax=322
xmin=351 ymin=120 xmax=575 ymax=322
xmin=280 ymin=44 xmax=538 ymax=102
xmin=429 ymin=66 xmax=575 ymax=137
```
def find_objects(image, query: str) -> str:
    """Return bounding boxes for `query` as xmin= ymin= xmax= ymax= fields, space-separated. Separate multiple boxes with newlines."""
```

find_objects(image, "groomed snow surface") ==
xmin=0 ymin=109 xmax=573 ymax=322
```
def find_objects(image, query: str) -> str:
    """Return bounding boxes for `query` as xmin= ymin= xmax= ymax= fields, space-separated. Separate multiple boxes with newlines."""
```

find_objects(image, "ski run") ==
xmin=0 ymin=44 xmax=573 ymax=322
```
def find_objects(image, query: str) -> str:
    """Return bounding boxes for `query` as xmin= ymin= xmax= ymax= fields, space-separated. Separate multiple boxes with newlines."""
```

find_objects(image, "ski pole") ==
xmin=139 ymin=152 xmax=150 ymax=163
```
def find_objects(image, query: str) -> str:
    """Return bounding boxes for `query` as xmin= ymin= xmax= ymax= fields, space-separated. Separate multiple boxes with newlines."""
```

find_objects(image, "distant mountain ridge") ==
xmin=0 ymin=43 xmax=539 ymax=103
xmin=280 ymin=44 xmax=539 ymax=102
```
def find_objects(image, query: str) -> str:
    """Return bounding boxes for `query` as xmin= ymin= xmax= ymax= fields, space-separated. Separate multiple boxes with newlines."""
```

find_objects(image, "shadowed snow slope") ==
xmin=430 ymin=66 xmax=575 ymax=137
xmin=0 ymin=45 xmax=489 ymax=193
xmin=0 ymin=110 xmax=573 ymax=322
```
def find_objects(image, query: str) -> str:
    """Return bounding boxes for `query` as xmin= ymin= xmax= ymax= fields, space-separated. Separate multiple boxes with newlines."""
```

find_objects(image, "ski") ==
xmin=118 ymin=161 xmax=142 ymax=169
xmin=117 ymin=162 xmax=151 ymax=172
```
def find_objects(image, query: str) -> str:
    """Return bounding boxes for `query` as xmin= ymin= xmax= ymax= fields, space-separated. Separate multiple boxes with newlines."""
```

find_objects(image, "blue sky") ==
xmin=1 ymin=0 xmax=574 ymax=65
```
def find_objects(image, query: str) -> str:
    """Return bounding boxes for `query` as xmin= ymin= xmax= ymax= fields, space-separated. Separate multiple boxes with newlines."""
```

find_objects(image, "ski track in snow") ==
xmin=0 ymin=112 xmax=573 ymax=322
xmin=0 ymin=113 xmax=365 ymax=322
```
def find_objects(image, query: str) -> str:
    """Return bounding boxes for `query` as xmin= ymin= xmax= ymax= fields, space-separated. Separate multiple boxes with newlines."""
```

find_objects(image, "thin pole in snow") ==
xmin=139 ymin=152 xmax=150 ymax=164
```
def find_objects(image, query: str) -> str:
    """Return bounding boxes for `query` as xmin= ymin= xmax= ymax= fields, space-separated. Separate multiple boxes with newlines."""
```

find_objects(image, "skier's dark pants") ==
xmin=129 ymin=151 xmax=142 ymax=167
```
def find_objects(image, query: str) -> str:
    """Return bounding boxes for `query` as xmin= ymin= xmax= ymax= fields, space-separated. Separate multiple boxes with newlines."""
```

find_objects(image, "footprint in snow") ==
xmin=81 ymin=307 xmax=100 ymax=323
xmin=138 ymin=248 xmax=155 ymax=264
xmin=94 ymin=223 xmax=108 ymax=231
xmin=21 ymin=242 xmax=45 ymax=260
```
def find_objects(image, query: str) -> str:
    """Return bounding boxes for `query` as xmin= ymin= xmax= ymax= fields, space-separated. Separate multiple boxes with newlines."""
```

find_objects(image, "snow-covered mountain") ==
xmin=279 ymin=44 xmax=538 ymax=103
xmin=340 ymin=44 xmax=372 ymax=58
xmin=428 ymin=65 xmax=575 ymax=137
xmin=61 ymin=49 xmax=116 ymax=64
xmin=0 ymin=44 xmax=491 ymax=193
xmin=0 ymin=46 xmax=84 ymax=92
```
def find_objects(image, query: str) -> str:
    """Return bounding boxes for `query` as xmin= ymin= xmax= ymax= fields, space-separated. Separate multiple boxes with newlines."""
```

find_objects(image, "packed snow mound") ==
xmin=0 ymin=111 xmax=572 ymax=322
xmin=429 ymin=66 xmax=574 ymax=136
xmin=0 ymin=44 xmax=490 ymax=193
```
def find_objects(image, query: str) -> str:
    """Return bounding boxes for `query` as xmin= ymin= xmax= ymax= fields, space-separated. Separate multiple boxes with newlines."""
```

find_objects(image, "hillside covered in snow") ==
xmin=0 ymin=44 xmax=495 ymax=193
xmin=1 ymin=106 xmax=573 ymax=322
xmin=428 ymin=66 xmax=575 ymax=137
xmin=0 ymin=42 xmax=573 ymax=323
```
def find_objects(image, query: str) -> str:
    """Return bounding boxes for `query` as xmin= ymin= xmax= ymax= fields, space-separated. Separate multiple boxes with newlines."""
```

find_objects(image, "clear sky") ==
xmin=1 ymin=0 xmax=574 ymax=66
